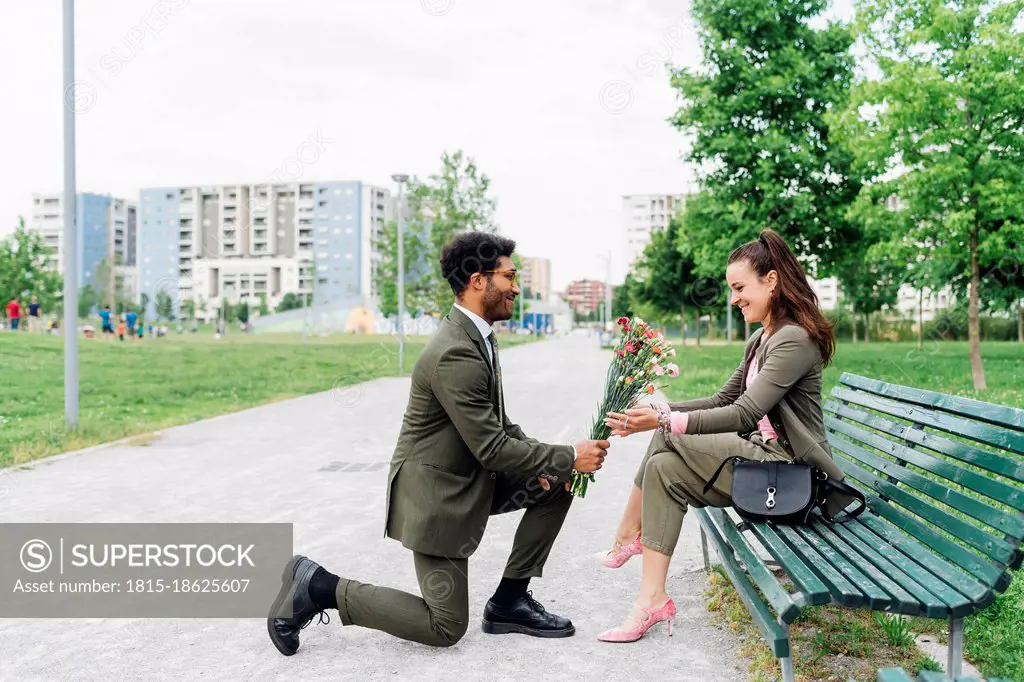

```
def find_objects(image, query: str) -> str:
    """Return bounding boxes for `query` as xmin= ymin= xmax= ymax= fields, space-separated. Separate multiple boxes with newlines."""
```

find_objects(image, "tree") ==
xmin=838 ymin=0 xmax=1024 ymax=389
xmin=182 ymin=299 xmax=196 ymax=321
xmin=77 ymin=284 xmax=97 ymax=319
xmin=372 ymin=149 xmax=501 ymax=319
xmin=633 ymin=216 xmax=702 ymax=345
xmin=155 ymin=290 xmax=174 ymax=321
xmin=0 ymin=216 xmax=63 ymax=314
xmin=275 ymin=292 xmax=304 ymax=313
xmin=235 ymin=301 xmax=250 ymax=324
xmin=669 ymin=0 xmax=863 ymax=281
xmin=139 ymin=292 xmax=150 ymax=319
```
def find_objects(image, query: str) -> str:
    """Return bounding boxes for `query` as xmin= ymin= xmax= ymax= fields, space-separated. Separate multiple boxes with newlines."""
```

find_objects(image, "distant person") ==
xmin=116 ymin=317 xmax=127 ymax=342
xmin=136 ymin=320 xmax=144 ymax=340
xmin=6 ymin=297 xmax=21 ymax=331
xmin=27 ymin=296 xmax=42 ymax=333
xmin=126 ymin=309 xmax=138 ymax=339
xmin=99 ymin=306 xmax=115 ymax=339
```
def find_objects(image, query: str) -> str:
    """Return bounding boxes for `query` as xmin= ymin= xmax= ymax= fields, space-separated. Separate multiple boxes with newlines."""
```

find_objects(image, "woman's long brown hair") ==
xmin=728 ymin=229 xmax=836 ymax=367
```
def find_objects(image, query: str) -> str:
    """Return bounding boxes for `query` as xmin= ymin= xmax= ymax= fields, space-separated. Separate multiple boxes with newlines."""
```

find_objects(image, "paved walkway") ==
xmin=0 ymin=334 xmax=747 ymax=682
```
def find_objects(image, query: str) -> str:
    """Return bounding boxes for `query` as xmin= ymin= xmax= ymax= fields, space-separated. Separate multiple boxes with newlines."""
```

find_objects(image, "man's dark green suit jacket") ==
xmin=384 ymin=306 xmax=576 ymax=559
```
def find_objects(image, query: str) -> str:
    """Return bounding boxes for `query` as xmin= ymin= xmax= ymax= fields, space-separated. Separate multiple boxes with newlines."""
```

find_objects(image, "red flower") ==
xmin=617 ymin=316 xmax=629 ymax=326
xmin=645 ymin=384 xmax=656 ymax=394
xmin=645 ymin=330 xmax=655 ymax=339
xmin=616 ymin=349 xmax=625 ymax=357
xmin=624 ymin=342 xmax=637 ymax=353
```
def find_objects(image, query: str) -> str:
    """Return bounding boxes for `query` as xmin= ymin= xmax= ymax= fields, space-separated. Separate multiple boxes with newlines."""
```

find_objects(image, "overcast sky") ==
xmin=2 ymin=0 xmax=854 ymax=289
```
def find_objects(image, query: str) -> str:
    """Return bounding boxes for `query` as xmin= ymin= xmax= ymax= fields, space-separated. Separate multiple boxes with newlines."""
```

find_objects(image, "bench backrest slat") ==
xmin=831 ymin=386 xmax=1024 ymax=457
xmin=832 ymin=451 xmax=1017 ymax=564
xmin=824 ymin=401 xmax=1024 ymax=511
xmin=825 ymin=416 xmax=1024 ymax=536
xmin=824 ymin=374 xmax=1024 ymax=595
xmin=840 ymin=372 xmax=1024 ymax=432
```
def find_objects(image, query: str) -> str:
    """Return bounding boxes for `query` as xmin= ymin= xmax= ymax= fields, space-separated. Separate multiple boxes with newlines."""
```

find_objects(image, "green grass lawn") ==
xmin=662 ymin=340 xmax=1024 ymax=682
xmin=0 ymin=329 xmax=537 ymax=466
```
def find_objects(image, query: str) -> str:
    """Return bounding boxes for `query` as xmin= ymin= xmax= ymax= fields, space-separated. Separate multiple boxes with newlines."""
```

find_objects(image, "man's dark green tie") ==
xmin=488 ymin=332 xmax=504 ymax=423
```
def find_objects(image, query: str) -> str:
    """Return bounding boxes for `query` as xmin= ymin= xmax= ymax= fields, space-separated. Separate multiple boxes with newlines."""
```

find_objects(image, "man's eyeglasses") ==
xmin=482 ymin=269 xmax=519 ymax=285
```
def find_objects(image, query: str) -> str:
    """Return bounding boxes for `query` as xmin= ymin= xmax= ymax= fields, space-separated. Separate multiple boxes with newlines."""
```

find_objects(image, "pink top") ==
xmin=665 ymin=352 xmax=778 ymax=441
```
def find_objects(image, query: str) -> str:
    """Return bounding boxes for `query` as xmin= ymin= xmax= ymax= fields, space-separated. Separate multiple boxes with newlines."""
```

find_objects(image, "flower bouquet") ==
xmin=570 ymin=316 xmax=679 ymax=498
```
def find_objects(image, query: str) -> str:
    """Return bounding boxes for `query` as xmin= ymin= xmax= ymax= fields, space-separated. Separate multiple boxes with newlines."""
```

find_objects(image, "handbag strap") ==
xmin=818 ymin=478 xmax=867 ymax=523
xmin=703 ymin=456 xmax=745 ymax=495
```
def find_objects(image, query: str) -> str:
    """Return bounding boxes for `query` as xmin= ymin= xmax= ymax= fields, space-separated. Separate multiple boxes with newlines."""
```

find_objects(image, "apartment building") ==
xmin=622 ymin=193 xmax=686 ymax=272
xmin=137 ymin=181 xmax=392 ymax=320
xmin=564 ymin=279 xmax=607 ymax=315
xmin=30 ymin=192 xmax=137 ymax=298
xmin=519 ymin=256 xmax=551 ymax=300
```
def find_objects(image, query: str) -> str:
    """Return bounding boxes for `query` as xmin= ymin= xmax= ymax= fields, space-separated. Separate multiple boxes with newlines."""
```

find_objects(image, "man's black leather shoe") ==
xmin=267 ymin=555 xmax=331 ymax=656
xmin=481 ymin=591 xmax=575 ymax=638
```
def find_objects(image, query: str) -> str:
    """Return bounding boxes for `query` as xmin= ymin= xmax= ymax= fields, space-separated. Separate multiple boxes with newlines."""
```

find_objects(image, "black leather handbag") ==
xmin=704 ymin=457 xmax=867 ymax=525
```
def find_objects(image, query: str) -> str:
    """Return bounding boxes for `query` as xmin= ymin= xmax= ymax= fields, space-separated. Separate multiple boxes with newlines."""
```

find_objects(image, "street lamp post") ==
xmin=62 ymin=0 xmax=79 ymax=427
xmin=391 ymin=174 xmax=409 ymax=374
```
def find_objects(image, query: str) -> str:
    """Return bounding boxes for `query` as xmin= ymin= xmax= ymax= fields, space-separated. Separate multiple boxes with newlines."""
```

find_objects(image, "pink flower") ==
xmin=652 ymin=364 xmax=665 ymax=376
xmin=667 ymin=363 xmax=680 ymax=377
xmin=624 ymin=342 xmax=637 ymax=353
xmin=616 ymin=349 xmax=625 ymax=357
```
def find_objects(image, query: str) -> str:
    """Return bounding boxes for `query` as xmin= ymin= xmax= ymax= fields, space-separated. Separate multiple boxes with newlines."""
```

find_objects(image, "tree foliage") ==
xmin=372 ymin=149 xmax=500 ymax=319
xmin=0 ymin=216 xmax=63 ymax=314
xmin=835 ymin=0 xmax=1024 ymax=388
xmin=670 ymin=0 xmax=863 ymax=280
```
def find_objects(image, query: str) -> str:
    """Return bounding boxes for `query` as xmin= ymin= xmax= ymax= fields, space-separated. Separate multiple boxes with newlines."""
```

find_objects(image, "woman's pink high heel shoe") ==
xmin=596 ymin=598 xmax=677 ymax=643
xmin=599 ymin=532 xmax=643 ymax=569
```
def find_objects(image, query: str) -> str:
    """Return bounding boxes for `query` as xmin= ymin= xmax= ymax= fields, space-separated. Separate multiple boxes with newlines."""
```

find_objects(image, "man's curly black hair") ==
xmin=439 ymin=231 xmax=517 ymax=298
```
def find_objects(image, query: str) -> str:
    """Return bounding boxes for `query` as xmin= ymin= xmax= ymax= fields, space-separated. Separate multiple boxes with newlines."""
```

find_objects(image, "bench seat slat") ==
xmin=826 ymin=428 xmax=1024 ymax=541
xmin=706 ymin=509 xmax=802 ymax=623
xmin=832 ymin=452 xmax=1016 ymax=565
xmin=825 ymin=403 xmax=1024 ymax=512
xmin=791 ymin=524 xmax=893 ymax=609
xmin=746 ymin=522 xmax=831 ymax=605
xmin=694 ymin=509 xmax=791 ymax=658
xmin=856 ymin=514 xmax=997 ymax=608
xmin=840 ymin=521 xmax=975 ymax=617
xmin=840 ymin=373 xmax=1024 ymax=432
xmin=831 ymin=386 xmax=1024 ymax=458
xmin=772 ymin=524 xmax=865 ymax=606
xmin=806 ymin=522 xmax=922 ymax=614
xmin=819 ymin=521 xmax=950 ymax=617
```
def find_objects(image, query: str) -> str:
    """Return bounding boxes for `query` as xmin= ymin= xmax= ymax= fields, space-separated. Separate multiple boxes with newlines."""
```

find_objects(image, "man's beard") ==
xmin=483 ymin=280 xmax=513 ymax=322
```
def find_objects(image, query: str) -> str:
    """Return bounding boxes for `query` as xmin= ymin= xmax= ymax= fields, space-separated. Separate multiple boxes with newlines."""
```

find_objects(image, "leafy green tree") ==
xmin=275 ymin=292 xmax=304 ymax=313
xmin=235 ymin=301 xmax=250 ymax=324
xmin=77 ymin=284 xmax=97 ymax=319
xmin=670 ymin=0 xmax=863 ymax=280
xmin=182 ymin=299 xmax=196 ymax=321
xmin=372 ymin=149 xmax=500 ymax=319
xmin=633 ymin=216 xmax=703 ymax=344
xmin=139 ymin=293 xmax=150 ymax=320
xmin=0 ymin=216 xmax=63 ymax=313
xmin=837 ymin=0 xmax=1024 ymax=389
xmin=155 ymin=290 xmax=174 ymax=321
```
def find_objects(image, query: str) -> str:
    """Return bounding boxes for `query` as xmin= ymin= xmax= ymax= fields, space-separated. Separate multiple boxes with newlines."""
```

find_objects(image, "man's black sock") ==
xmin=309 ymin=567 xmax=340 ymax=610
xmin=491 ymin=577 xmax=530 ymax=606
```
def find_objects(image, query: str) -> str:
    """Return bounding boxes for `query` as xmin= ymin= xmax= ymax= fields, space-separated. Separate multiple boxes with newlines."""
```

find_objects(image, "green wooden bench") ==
xmin=877 ymin=666 xmax=1012 ymax=681
xmin=694 ymin=372 xmax=1024 ymax=682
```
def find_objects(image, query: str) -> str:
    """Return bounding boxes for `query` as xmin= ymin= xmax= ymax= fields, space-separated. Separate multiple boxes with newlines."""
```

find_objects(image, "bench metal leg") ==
xmin=700 ymin=525 xmax=710 ymax=572
xmin=779 ymin=623 xmax=794 ymax=682
xmin=947 ymin=615 xmax=964 ymax=678
xmin=780 ymin=654 xmax=795 ymax=682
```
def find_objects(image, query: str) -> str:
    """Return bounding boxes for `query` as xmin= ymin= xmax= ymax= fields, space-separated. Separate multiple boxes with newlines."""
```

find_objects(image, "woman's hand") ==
xmin=605 ymin=405 xmax=659 ymax=437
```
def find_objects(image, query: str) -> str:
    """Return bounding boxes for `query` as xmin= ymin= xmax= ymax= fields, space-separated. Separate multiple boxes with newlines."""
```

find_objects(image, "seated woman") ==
xmin=596 ymin=228 xmax=850 ymax=643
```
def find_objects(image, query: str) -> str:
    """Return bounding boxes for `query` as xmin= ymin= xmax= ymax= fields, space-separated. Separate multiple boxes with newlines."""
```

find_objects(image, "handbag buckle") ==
xmin=765 ymin=487 xmax=777 ymax=509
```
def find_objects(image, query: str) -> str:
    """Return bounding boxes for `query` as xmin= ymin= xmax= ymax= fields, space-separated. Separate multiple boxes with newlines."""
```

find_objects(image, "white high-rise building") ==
xmin=29 ymin=192 xmax=138 ymax=299
xmin=138 ymin=181 xmax=392 ymax=321
xmin=622 ymin=193 xmax=686 ymax=273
